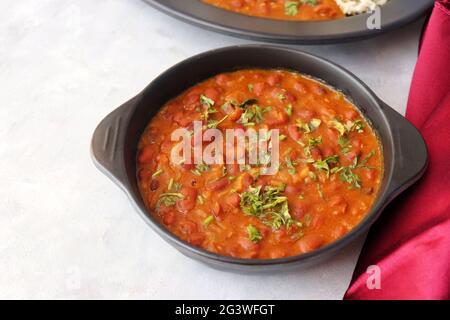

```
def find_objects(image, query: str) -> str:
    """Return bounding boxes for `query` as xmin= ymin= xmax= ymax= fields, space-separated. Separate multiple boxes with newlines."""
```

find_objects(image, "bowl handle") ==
xmin=91 ymin=95 xmax=140 ymax=187
xmin=381 ymin=101 xmax=428 ymax=198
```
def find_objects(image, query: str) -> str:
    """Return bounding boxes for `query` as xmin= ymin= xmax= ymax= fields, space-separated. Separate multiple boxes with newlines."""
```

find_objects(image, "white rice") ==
xmin=335 ymin=0 xmax=388 ymax=15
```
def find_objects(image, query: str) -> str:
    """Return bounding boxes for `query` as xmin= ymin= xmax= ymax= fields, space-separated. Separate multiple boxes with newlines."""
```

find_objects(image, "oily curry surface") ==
xmin=137 ymin=69 xmax=383 ymax=259
xmin=202 ymin=0 xmax=345 ymax=21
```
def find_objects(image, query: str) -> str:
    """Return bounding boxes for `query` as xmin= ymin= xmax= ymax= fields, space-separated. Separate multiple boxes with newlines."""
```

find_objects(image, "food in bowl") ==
xmin=137 ymin=69 xmax=383 ymax=259
xmin=202 ymin=0 xmax=388 ymax=21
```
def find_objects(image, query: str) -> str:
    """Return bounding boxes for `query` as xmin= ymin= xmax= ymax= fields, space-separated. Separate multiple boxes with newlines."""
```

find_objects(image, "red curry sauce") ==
xmin=202 ymin=0 xmax=344 ymax=21
xmin=137 ymin=69 xmax=383 ymax=259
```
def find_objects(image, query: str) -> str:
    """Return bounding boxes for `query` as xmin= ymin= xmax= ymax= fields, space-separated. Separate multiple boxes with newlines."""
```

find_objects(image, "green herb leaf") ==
xmin=204 ymin=215 xmax=214 ymax=227
xmin=285 ymin=1 xmax=299 ymax=16
xmin=285 ymin=104 xmax=293 ymax=117
xmin=151 ymin=168 xmax=163 ymax=178
xmin=240 ymin=184 xmax=297 ymax=230
xmin=247 ymin=224 xmax=263 ymax=243
xmin=206 ymin=115 xmax=229 ymax=129
xmin=313 ymin=155 xmax=339 ymax=177
xmin=329 ymin=119 xmax=346 ymax=136
xmin=156 ymin=193 xmax=184 ymax=210
xmin=285 ymin=156 xmax=297 ymax=175
xmin=200 ymin=94 xmax=214 ymax=107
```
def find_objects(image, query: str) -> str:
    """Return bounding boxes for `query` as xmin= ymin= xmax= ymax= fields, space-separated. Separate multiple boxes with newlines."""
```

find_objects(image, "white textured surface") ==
xmin=0 ymin=0 xmax=424 ymax=299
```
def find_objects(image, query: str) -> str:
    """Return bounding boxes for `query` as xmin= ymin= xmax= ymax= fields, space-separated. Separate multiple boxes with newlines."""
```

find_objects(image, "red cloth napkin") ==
xmin=344 ymin=0 xmax=450 ymax=300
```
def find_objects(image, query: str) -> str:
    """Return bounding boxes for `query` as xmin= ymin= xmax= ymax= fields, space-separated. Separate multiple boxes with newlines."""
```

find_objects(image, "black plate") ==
xmin=91 ymin=45 xmax=427 ymax=272
xmin=144 ymin=0 xmax=434 ymax=44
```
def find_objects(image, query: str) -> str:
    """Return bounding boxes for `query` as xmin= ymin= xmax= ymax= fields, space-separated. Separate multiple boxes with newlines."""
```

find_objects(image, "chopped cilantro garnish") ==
xmin=151 ymin=168 xmax=163 ymax=178
xmin=240 ymin=184 xmax=297 ymax=230
xmin=285 ymin=156 xmax=297 ymax=175
xmin=206 ymin=115 xmax=229 ymax=129
xmin=247 ymin=224 xmax=262 ymax=243
xmin=204 ymin=215 xmax=214 ymax=227
xmin=285 ymin=1 xmax=299 ymax=16
xmin=285 ymin=104 xmax=293 ymax=117
xmin=156 ymin=192 xmax=184 ymax=210
xmin=191 ymin=163 xmax=210 ymax=176
xmin=313 ymin=155 xmax=339 ymax=177
xmin=200 ymin=94 xmax=214 ymax=107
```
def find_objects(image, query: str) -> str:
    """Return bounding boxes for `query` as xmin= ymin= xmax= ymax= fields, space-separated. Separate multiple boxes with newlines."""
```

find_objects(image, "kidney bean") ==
xmin=225 ymin=193 xmax=241 ymax=208
xmin=312 ymin=85 xmax=327 ymax=96
xmin=266 ymin=110 xmax=288 ymax=126
xmin=211 ymin=202 xmax=223 ymax=217
xmin=296 ymin=234 xmax=324 ymax=253
xmin=285 ymin=184 xmax=301 ymax=196
xmin=203 ymin=87 xmax=220 ymax=102
xmin=238 ymin=237 xmax=259 ymax=258
xmin=321 ymin=146 xmax=335 ymax=158
xmin=230 ymin=0 xmax=243 ymax=8
xmin=227 ymin=163 xmax=240 ymax=176
xmin=180 ymin=219 xmax=197 ymax=235
xmin=310 ymin=147 xmax=322 ymax=161
xmin=297 ymin=109 xmax=315 ymax=121
xmin=332 ymin=225 xmax=348 ymax=240
xmin=162 ymin=210 xmax=176 ymax=226
xmin=284 ymin=91 xmax=297 ymax=103
xmin=329 ymin=195 xmax=348 ymax=215
xmin=365 ymin=169 xmax=377 ymax=181
xmin=215 ymin=74 xmax=230 ymax=86
xmin=253 ymin=82 xmax=266 ymax=96
xmin=266 ymin=73 xmax=283 ymax=86
xmin=150 ymin=179 xmax=160 ymax=191
xmin=241 ymin=172 xmax=254 ymax=190
xmin=228 ymin=107 xmax=243 ymax=122
xmin=293 ymin=82 xmax=307 ymax=94
xmin=291 ymin=201 xmax=307 ymax=220
xmin=138 ymin=145 xmax=156 ymax=164
xmin=344 ymin=109 xmax=358 ymax=120
xmin=182 ymin=163 xmax=195 ymax=171
xmin=183 ymin=93 xmax=200 ymax=110
xmin=206 ymin=177 xmax=229 ymax=191
xmin=189 ymin=232 xmax=205 ymax=246
xmin=173 ymin=112 xmax=191 ymax=127
xmin=176 ymin=187 xmax=197 ymax=213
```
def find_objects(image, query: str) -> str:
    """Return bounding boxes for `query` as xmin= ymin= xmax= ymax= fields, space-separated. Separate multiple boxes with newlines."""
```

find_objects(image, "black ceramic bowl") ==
xmin=91 ymin=45 xmax=427 ymax=272
xmin=144 ymin=0 xmax=434 ymax=44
